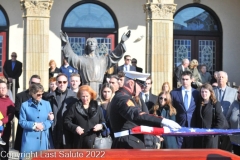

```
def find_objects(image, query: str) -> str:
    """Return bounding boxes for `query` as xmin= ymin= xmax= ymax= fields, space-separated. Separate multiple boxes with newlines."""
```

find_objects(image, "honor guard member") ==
xmin=109 ymin=71 xmax=181 ymax=149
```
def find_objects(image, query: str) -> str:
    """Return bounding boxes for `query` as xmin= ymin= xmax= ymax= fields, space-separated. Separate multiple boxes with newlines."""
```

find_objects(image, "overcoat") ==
xmin=64 ymin=100 xmax=105 ymax=149
xmin=19 ymin=99 xmax=53 ymax=154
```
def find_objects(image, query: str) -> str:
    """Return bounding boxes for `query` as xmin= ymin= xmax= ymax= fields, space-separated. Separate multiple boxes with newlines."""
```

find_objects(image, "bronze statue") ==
xmin=60 ymin=30 xmax=131 ymax=94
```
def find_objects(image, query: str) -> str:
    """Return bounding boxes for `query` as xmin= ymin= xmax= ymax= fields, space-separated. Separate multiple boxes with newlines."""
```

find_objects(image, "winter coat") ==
xmin=19 ymin=98 xmax=53 ymax=156
xmin=64 ymin=100 xmax=105 ymax=149
xmin=157 ymin=105 xmax=178 ymax=149
xmin=47 ymin=88 xmax=78 ymax=148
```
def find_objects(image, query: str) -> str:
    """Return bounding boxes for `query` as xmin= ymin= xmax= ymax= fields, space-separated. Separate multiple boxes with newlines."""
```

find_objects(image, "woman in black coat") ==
xmin=195 ymin=83 xmax=226 ymax=148
xmin=149 ymin=91 xmax=178 ymax=149
xmin=64 ymin=85 xmax=105 ymax=149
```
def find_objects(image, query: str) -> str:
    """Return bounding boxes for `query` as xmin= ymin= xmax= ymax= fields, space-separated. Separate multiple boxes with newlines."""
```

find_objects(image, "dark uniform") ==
xmin=109 ymin=87 xmax=163 ymax=149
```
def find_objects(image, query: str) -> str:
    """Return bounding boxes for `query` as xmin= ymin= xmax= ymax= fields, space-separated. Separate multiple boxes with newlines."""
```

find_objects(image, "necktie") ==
xmin=184 ymin=91 xmax=188 ymax=110
xmin=219 ymin=89 xmax=223 ymax=102
xmin=145 ymin=94 xmax=149 ymax=102
xmin=125 ymin=66 xmax=128 ymax=71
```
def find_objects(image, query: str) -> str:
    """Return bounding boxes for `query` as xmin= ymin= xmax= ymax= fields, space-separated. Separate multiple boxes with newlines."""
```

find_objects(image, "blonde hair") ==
xmin=0 ymin=76 xmax=7 ymax=83
xmin=189 ymin=59 xmax=199 ymax=69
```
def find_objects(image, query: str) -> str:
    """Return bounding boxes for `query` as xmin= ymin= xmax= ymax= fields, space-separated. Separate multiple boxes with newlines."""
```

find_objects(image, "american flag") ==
xmin=130 ymin=126 xmax=240 ymax=136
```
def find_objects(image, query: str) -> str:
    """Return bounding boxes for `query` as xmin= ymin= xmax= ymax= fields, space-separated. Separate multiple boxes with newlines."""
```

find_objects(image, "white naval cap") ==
xmin=124 ymin=71 xmax=150 ymax=87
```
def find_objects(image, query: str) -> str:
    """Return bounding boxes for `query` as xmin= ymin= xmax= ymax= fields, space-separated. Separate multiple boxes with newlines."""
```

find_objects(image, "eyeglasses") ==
xmin=159 ymin=97 xmax=167 ymax=101
xmin=126 ymin=59 xmax=131 ymax=61
xmin=58 ymin=81 xmax=67 ymax=84
xmin=0 ymin=87 xmax=7 ymax=90
xmin=11 ymin=55 xmax=17 ymax=57
xmin=36 ymin=93 xmax=43 ymax=97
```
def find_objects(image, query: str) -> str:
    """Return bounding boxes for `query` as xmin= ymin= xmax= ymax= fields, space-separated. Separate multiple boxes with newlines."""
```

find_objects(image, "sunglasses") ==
xmin=11 ymin=55 xmax=17 ymax=57
xmin=131 ymin=62 xmax=136 ymax=63
xmin=36 ymin=93 xmax=43 ymax=97
xmin=159 ymin=97 xmax=167 ymax=101
xmin=58 ymin=81 xmax=67 ymax=84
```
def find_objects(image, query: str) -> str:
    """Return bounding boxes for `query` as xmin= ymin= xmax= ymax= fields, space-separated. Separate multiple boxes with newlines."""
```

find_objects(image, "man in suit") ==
xmin=48 ymin=73 xmax=78 ymax=149
xmin=173 ymin=58 xmax=190 ymax=89
xmin=170 ymin=70 xmax=200 ymax=148
xmin=213 ymin=71 xmax=237 ymax=152
xmin=140 ymin=77 xmax=157 ymax=111
xmin=3 ymin=52 xmax=22 ymax=95
xmin=117 ymin=55 xmax=136 ymax=72
xmin=131 ymin=58 xmax=143 ymax=73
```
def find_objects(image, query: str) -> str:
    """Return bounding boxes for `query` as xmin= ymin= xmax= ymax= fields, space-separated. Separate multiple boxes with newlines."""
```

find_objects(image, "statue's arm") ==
xmin=107 ymin=30 xmax=131 ymax=66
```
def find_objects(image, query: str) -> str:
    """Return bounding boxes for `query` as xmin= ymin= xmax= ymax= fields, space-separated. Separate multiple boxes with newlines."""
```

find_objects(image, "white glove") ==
xmin=161 ymin=118 xmax=181 ymax=129
xmin=163 ymin=126 xmax=171 ymax=133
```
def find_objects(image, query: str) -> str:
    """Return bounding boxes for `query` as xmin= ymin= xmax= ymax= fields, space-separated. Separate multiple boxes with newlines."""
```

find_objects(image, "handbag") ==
xmin=93 ymin=123 xmax=112 ymax=149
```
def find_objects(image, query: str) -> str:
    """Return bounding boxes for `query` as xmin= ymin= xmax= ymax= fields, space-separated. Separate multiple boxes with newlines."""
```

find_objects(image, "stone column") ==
xmin=144 ymin=0 xmax=176 ymax=95
xmin=20 ymin=0 xmax=53 ymax=90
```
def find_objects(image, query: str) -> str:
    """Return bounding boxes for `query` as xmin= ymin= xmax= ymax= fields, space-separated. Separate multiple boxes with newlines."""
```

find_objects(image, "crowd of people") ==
xmin=0 ymin=52 xmax=239 ymax=160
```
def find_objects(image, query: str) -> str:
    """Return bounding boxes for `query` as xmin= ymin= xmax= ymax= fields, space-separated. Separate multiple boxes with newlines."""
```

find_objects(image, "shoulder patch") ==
xmin=126 ymin=99 xmax=135 ymax=107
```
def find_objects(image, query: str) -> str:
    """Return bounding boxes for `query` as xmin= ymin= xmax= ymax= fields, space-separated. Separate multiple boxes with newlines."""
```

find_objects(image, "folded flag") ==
xmin=130 ymin=126 xmax=240 ymax=136
xmin=164 ymin=127 xmax=240 ymax=136
xmin=131 ymin=126 xmax=165 ymax=135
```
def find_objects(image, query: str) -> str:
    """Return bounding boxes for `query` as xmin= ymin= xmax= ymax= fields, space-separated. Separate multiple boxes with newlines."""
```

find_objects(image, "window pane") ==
xmin=174 ymin=39 xmax=191 ymax=67
xmin=174 ymin=7 xmax=218 ymax=31
xmin=198 ymin=40 xmax=216 ymax=73
xmin=64 ymin=3 xmax=115 ymax=28
xmin=0 ymin=10 xmax=7 ymax=26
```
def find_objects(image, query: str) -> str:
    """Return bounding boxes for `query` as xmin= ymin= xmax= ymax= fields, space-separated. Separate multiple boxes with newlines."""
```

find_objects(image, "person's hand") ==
xmin=93 ymin=124 xmax=103 ymax=131
xmin=8 ymin=78 xmax=12 ymax=82
xmin=36 ymin=123 xmax=44 ymax=131
xmin=76 ymin=126 xmax=84 ymax=135
xmin=48 ymin=112 xmax=54 ymax=121
xmin=0 ymin=120 xmax=3 ymax=126
xmin=161 ymin=118 xmax=181 ymax=129
xmin=120 ymin=30 xmax=131 ymax=43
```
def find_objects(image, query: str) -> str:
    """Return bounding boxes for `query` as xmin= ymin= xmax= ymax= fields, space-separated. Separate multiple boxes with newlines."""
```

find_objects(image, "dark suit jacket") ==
xmin=141 ymin=92 xmax=158 ymax=111
xmin=136 ymin=66 xmax=143 ymax=73
xmin=3 ymin=60 xmax=22 ymax=88
xmin=170 ymin=87 xmax=199 ymax=148
xmin=117 ymin=65 xmax=136 ymax=73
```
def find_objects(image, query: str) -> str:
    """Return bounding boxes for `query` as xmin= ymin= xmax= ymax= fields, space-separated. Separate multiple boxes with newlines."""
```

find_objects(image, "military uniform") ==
xmin=109 ymin=87 xmax=163 ymax=149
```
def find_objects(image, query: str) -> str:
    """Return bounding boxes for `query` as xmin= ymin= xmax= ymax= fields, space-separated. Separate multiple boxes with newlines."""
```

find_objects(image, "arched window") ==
xmin=0 ymin=6 xmax=9 ymax=76
xmin=62 ymin=1 xmax=118 ymax=56
xmin=173 ymin=4 xmax=222 ymax=74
